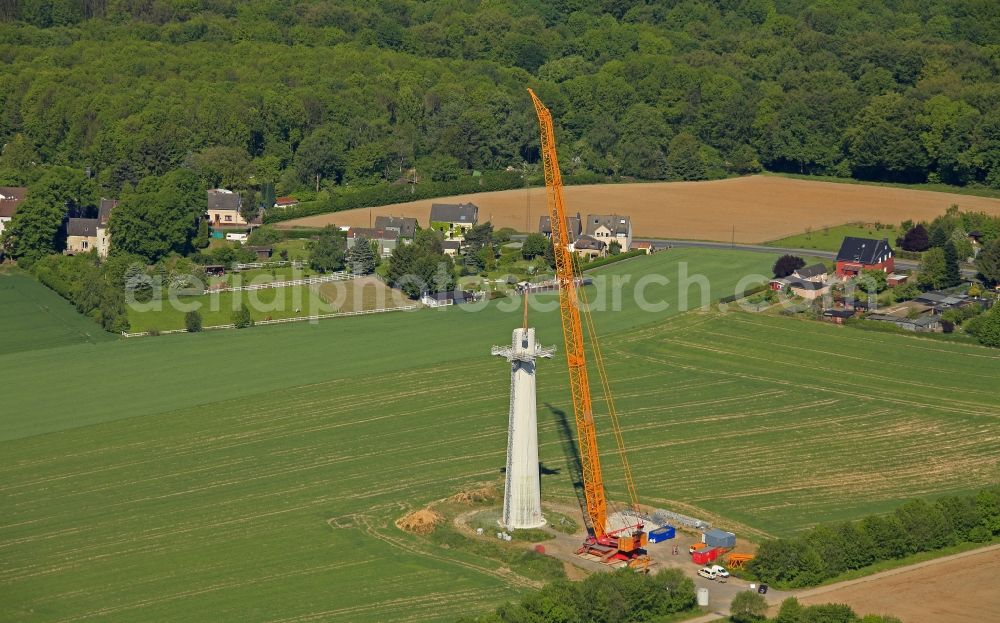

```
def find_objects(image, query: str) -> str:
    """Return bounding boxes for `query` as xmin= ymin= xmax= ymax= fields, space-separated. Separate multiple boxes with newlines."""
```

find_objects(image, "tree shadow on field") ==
xmin=544 ymin=402 xmax=590 ymax=532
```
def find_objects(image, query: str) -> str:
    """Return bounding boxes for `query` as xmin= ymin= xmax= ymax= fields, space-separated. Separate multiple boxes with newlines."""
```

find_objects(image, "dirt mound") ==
xmin=448 ymin=484 xmax=497 ymax=504
xmin=395 ymin=508 xmax=443 ymax=535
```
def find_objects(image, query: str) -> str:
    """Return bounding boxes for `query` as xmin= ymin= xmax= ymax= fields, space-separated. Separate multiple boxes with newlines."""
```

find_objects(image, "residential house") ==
xmin=66 ymin=218 xmax=99 ymax=254
xmin=374 ymin=215 xmax=418 ymax=239
xmin=539 ymin=213 xmax=582 ymax=241
xmin=585 ymin=214 xmax=632 ymax=252
xmin=207 ymin=189 xmax=246 ymax=227
xmin=429 ymin=203 xmax=478 ymax=237
xmin=273 ymin=196 xmax=298 ymax=209
xmin=572 ymin=235 xmax=606 ymax=259
xmin=346 ymin=227 xmax=399 ymax=258
xmin=788 ymin=279 xmax=831 ymax=300
xmin=632 ymin=241 xmax=653 ymax=254
xmin=792 ymin=263 xmax=828 ymax=283
xmin=0 ymin=186 xmax=27 ymax=236
xmin=96 ymin=198 xmax=118 ymax=257
xmin=442 ymin=240 xmax=462 ymax=257
xmin=835 ymin=237 xmax=894 ymax=277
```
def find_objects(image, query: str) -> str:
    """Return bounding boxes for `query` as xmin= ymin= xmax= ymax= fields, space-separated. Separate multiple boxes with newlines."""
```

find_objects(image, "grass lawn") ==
xmin=765 ymin=222 xmax=900 ymax=252
xmin=272 ymin=239 xmax=310 ymax=260
xmin=0 ymin=269 xmax=116 ymax=355
xmin=2 ymin=248 xmax=998 ymax=621
xmin=126 ymin=284 xmax=333 ymax=332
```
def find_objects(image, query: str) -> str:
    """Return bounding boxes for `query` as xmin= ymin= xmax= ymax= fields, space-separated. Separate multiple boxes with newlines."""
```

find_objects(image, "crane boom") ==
xmin=528 ymin=89 xmax=609 ymax=539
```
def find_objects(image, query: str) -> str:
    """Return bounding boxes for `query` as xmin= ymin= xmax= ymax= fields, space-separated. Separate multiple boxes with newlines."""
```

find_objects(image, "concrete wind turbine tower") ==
xmin=492 ymin=299 xmax=554 ymax=530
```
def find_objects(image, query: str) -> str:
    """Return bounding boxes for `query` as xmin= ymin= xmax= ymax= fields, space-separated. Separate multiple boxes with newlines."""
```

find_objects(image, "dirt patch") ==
xmin=276 ymin=176 xmax=1000 ymax=243
xmin=448 ymin=484 xmax=498 ymax=504
xmin=796 ymin=546 xmax=1000 ymax=623
xmin=395 ymin=508 xmax=443 ymax=535
xmin=316 ymin=276 xmax=410 ymax=312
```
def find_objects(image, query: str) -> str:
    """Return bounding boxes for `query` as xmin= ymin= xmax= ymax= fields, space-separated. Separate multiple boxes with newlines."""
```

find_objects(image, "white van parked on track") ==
xmin=697 ymin=567 xmax=717 ymax=580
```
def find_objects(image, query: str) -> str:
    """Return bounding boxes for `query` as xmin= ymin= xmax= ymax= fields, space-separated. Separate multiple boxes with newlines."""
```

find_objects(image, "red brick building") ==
xmin=835 ymin=237 xmax=894 ymax=277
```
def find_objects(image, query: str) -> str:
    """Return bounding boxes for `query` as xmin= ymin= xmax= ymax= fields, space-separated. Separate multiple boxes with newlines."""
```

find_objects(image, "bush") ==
xmin=185 ymin=310 xmax=203 ymax=332
xmin=730 ymin=591 xmax=767 ymax=623
xmin=773 ymin=254 xmax=805 ymax=278
xmin=232 ymin=303 xmax=254 ymax=328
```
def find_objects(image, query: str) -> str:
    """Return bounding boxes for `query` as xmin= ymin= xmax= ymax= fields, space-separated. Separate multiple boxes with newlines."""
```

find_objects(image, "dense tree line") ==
xmin=456 ymin=567 xmax=696 ymax=623
xmin=732 ymin=593 xmax=900 ymax=623
xmin=1 ymin=0 xmax=1000 ymax=215
xmin=747 ymin=485 xmax=1000 ymax=588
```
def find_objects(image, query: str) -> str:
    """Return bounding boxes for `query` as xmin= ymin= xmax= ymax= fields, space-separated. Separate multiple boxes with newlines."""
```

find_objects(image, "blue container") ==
xmin=648 ymin=526 xmax=676 ymax=543
xmin=704 ymin=528 xmax=736 ymax=548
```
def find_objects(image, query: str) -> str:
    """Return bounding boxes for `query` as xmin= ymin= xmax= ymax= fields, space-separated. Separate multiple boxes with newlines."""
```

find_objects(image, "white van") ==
xmin=709 ymin=564 xmax=730 ymax=578
xmin=225 ymin=232 xmax=248 ymax=244
xmin=697 ymin=567 xmax=717 ymax=580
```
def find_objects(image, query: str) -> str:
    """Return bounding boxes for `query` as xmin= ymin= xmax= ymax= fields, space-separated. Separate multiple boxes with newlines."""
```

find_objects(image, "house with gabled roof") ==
xmin=835 ymin=237 xmax=894 ymax=277
xmin=207 ymin=189 xmax=247 ymax=226
xmin=374 ymin=215 xmax=418 ymax=239
xmin=0 ymin=186 xmax=27 ymax=236
xmin=585 ymin=214 xmax=631 ymax=252
xmin=792 ymin=263 xmax=828 ymax=283
xmin=429 ymin=203 xmax=478 ymax=237
xmin=572 ymin=235 xmax=606 ymax=259
xmin=346 ymin=227 xmax=399 ymax=258
xmin=66 ymin=218 xmax=100 ymax=254
xmin=539 ymin=213 xmax=582 ymax=241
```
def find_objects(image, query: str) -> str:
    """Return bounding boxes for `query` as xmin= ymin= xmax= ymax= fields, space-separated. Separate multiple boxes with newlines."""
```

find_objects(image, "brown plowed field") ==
xmin=277 ymin=175 xmax=1000 ymax=243
xmin=796 ymin=546 xmax=1000 ymax=623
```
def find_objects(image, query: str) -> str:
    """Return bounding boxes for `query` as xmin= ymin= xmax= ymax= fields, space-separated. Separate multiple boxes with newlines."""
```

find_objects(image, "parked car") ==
xmin=709 ymin=564 xmax=730 ymax=578
xmin=697 ymin=567 xmax=717 ymax=580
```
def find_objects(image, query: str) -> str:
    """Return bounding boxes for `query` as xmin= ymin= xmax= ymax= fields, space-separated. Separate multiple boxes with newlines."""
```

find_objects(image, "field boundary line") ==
xmin=122 ymin=304 xmax=420 ymax=338
xmin=206 ymin=272 xmax=357 ymax=294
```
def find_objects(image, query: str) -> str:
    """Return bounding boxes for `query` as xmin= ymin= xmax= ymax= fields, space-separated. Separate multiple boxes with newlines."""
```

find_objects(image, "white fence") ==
xmin=206 ymin=272 xmax=356 ymax=294
xmin=233 ymin=260 xmax=305 ymax=270
xmin=121 ymin=304 xmax=420 ymax=338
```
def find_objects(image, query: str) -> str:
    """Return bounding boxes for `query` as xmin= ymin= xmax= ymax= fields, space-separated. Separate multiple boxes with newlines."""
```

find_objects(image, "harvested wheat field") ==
xmin=278 ymin=175 xmax=1000 ymax=243
xmin=796 ymin=546 xmax=1000 ymax=623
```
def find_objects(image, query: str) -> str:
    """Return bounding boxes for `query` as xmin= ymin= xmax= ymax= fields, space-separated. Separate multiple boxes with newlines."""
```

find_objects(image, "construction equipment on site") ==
xmin=725 ymin=553 xmax=755 ymax=570
xmin=527 ymin=88 xmax=648 ymax=566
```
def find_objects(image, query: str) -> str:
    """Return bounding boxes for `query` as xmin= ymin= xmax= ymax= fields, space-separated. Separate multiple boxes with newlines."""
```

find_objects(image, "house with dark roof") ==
xmin=0 ymin=186 xmax=27 ymax=236
xmin=207 ymin=189 xmax=246 ymax=226
xmin=429 ymin=203 xmax=478 ymax=237
xmin=792 ymin=263 xmax=828 ymax=283
xmin=572 ymin=235 xmax=607 ymax=259
xmin=346 ymin=227 xmax=399 ymax=258
xmin=374 ymin=215 xmax=418 ymax=239
xmin=539 ymin=213 xmax=582 ymax=241
xmin=865 ymin=313 xmax=942 ymax=333
xmin=66 ymin=218 xmax=100 ymax=254
xmin=835 ymin=237 xmax=894 ymax=277
xmin=585 ymin=214 xmax=632 ymax=251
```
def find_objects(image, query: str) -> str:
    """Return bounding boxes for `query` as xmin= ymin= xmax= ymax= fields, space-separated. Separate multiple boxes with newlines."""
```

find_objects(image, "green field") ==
xmin=764 ymin=223 xmax=900 ymax=252
xmin=2 ymin=249 xmax=998 ymax=622
xmin=0 ymin=270 xmax=116 ymax=355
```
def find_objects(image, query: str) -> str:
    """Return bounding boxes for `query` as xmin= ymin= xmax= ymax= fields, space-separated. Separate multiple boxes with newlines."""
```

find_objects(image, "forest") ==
xmin=0 ymin=0 xmax=999 ymax=213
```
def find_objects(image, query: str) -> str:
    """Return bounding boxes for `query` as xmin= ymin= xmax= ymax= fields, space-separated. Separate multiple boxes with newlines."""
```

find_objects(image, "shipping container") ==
xmin=691 ymin=550 xmax=711 ymax=565
xmin=704 ymin=528 xmax=736 ymax=548
xmin=648 ymin=526 xmax=676 ymax=543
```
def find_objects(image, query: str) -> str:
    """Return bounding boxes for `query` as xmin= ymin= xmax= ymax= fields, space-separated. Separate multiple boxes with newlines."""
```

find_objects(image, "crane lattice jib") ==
xmin=528 ymin=88 xmax=608 ymax=539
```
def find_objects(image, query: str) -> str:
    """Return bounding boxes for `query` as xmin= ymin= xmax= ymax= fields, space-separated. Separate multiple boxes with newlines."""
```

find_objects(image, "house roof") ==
xmin=430 ymin=202 xmax=478 ymax=224
xmin=823 ymin=309 xmax=855 ymax=318
xmin=98 ymin=198 xmax=118 ymax=227
xmin=374 ymin=215 xmax=417 ymax=238
xmin=207 ymin=189 xmax=241 ymax=211
xmin=585 ymin=214 xmax=630 ymax=237
xmin=442 ymin=240 xmax=462 ymax=250
xmin=788 ymin=279 xmax=829 ymax=291
xmin=539 ymin=213 xmax=582 ymax=237
xmin=574 ymin=235 xmax=606 ymax=251
xmin=794 ymin=263 xmax=827 ymax=279
xmin=274 ymin=196 xmax=298 ymax=206
xmin=867 ymin=313 xmax=940 ymax=327
xmin=632 ymin=241 xmax=653 ymax=249
xmin=0 ymin=186 xmax=27 ymax=218
xmin=836 ymin=237 xmax=893 ymax=265
xmin=67 ymin=217 xmax=99 ymax=237
xmin=348 ymin=227 xmax=396 ymax=241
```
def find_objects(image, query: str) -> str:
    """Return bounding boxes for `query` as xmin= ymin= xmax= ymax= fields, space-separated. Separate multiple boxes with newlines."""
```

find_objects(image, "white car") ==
xmin=697 ymin=567 xmax=717 ymax=580
xmin=709 ymin=564 xmax=730 ymax=578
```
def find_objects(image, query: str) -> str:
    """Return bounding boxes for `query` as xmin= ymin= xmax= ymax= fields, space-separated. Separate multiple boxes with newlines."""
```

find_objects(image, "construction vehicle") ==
xmin=527 ymin=89 xmax=648 ymax=566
